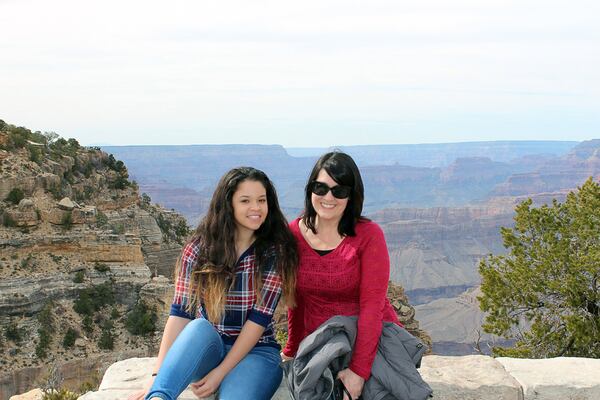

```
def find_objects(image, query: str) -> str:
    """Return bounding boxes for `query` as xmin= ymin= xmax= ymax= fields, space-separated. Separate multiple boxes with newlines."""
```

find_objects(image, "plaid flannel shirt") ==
xmin=170 ymin=238 xmax=283 ymax=348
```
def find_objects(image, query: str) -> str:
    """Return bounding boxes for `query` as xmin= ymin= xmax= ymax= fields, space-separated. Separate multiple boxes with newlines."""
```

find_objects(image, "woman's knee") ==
xmin=218 ymin=349 xmax=282 ymax=399
xmin=184 ymin=318 xmax=220 ymax=340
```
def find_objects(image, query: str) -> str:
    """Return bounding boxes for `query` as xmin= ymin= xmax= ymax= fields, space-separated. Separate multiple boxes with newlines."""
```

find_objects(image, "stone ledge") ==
xmin=75 ymin=356 xmax=600 ymax=400
xmin=497 ymin=357 xmax=600 ymax=399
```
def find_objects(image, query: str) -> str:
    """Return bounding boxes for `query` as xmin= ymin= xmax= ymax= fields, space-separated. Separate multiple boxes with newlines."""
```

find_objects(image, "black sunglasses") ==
xmin=309 ymin=181 xmax=351 ymax=199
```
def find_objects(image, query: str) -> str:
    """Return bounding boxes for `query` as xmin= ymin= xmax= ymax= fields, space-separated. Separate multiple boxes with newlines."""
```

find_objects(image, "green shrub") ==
xmin=140 ymin=193 xmax=151 ymax=208
xmin=98 ymin=321 xmax=114 ymax=350
xmin=174 ymin=220 xmax=191 ymax=244
xmin=276 ymin=329 xmax=288 ymax=348
xmin=20 ymin=254 xmax=34 ymax=269
xmin=82 ymin=162 xmax=94 ymax=178
xmin=74 ymin=283 xmax=115 ymax=316
xmin=95 ymin=211 xmax=108 ymax=227
xmin=83 ymin=186 xmax=94 ymax=200
xmin=93 ymin=262 xmax=110 ymax=273
xmin=63 ymin=328 xmax=78 ymax=348
xmin=29 ymin=145 xmax=43 ymax=164
xmin=63 ymin=171 xmax=75 ymax=184
xmin=126 ymin=301 xmax=157 ymax=336
xmin=110 ymin=174 xmax=129 ymax=190
xmin=61 ymin=211 xmax=72 ymax=230
xmin=2 ymin=212 xmax=17 ymax=227
xmin=111 ymin=223 xmax=125 ymax=235
xmin=49 ymin=185 xmax=62 ymax=200
xmin=36 ymin=328 xmax=51 ymax=358
xmin=110 ymin=307 xmax=120 ymax=320
xmin=42 ymin=389 xmax=79 ymax=400
xmin=5 ymin=188 xmax=25 ymax=205
xmin=82 ymin=315 xmax=93 ymax=335
xmin=72 ymin=271 xmax=84 ymax=283
xmin=5 ymin=322 xmax=22 ymax=343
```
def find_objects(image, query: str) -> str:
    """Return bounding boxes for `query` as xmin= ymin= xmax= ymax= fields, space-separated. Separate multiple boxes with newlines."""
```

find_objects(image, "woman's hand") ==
xmin=337 ymin=368 xmax=365 ymax=400
xmin=190 ymin=366 xmax=227 ymax=398
xmin=280 ymin=351 xmax=294 ymax=362
xmin=127 ymin=375 xmax=155 ymax=400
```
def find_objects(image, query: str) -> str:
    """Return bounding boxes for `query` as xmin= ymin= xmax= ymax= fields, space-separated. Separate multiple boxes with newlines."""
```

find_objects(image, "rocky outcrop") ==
xmin=491 ymin=139 xmax=600 ymax=197
xmin=371 ymin=205 xmax=514 ymax=296
xmin=77 ymin=356 xmax=600 ymax=400
xmin=0 ymin=264 xmax=151 ymax=316
xmin=414 ymin=286 xmax=506 ymax=355
xmin=3 ymin=351 xmax=148 ymax=400
xmin=0 ymin=126 xmax=189 ymax=399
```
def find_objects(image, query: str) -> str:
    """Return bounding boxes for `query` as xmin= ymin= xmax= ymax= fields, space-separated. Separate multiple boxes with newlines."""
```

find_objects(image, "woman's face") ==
xmin=232 ymin=179 xmax=268 ymax=236
xmin=311 ymin=169 xmax=349 ymax=224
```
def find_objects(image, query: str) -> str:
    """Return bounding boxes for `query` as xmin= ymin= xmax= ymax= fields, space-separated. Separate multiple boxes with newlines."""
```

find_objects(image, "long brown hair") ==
xmin=177 ymin=167 xmax=297 ymax=322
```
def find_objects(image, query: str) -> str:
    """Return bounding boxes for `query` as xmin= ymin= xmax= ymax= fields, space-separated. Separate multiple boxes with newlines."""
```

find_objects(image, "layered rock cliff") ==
xmin=0 ymin=125 xmax=187 ymax=399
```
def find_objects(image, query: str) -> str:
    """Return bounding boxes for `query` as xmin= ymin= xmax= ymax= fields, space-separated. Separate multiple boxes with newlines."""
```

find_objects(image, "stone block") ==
xmin=497 ymin=357 xmax=600 ymax=400
xmin=9 ymin=388 xmax=43 ymax=400
xmin=419 ymin=355 xmax=522 ymax=400
xmin=78 ymin=357 xmax=287 ymax=400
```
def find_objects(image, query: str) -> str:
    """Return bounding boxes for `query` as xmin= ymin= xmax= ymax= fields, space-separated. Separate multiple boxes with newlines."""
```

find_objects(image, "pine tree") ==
xmin=479 ymin=177 xmax=600 ymax=358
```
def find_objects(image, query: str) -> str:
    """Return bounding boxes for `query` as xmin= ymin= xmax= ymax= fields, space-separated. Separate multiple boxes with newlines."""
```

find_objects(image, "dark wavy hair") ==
xmin=302 ymin=151 xmax=367 ymax=237
xmin=178 ymin=167 xmax=297 ymax=322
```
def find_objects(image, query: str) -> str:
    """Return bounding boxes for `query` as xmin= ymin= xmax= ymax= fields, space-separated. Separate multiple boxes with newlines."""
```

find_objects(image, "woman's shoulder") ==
xmin=289 ymin=217 xmax=301 ymax=230
xmin=181 ymin=237 xmax=202 ymax=262
xmin=354 ymin=218 xmax=384 ymax=237
xmin=288 ymin=217 xmax=302 ymax=237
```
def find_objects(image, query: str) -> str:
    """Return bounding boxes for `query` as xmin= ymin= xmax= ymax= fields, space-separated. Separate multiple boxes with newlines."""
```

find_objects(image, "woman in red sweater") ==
xmin=282 ymin=151 xmax=400 ymax=400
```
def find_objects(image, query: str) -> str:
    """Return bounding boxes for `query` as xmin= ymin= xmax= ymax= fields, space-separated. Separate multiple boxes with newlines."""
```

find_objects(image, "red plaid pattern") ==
xmin=172 ymin=239 xmax=283 ymax=346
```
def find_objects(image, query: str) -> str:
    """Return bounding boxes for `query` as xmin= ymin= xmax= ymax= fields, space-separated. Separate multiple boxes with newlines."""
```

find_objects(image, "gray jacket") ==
xmin=282 ymin=316 xmax=432 ymax=400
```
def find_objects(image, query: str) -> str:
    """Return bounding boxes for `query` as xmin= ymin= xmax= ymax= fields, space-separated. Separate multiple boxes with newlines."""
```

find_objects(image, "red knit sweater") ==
xmin=283 ymin=218 xmax=401 ymax=380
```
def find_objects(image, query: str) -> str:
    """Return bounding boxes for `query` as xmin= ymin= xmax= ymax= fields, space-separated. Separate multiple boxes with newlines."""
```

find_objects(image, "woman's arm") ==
xmin=191 ymin=319 xmax=266 ymax=397
xmin=348 ymin=223 xmax=391 ymax=377
xmin=153 ymin=315 xmax=192 ymax=373
xmin=282 ymin=292 xmax=305 ymax=358
xmin=126 ymin=315 xmax=191 ymax=400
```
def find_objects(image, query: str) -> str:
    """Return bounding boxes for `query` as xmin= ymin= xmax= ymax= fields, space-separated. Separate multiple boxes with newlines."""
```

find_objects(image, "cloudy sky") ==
xmin=1 ymin=0 xmax=598 ymax=146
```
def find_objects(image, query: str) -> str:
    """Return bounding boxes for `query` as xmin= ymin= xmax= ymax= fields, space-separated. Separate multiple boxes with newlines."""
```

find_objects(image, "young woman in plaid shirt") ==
xmin=129 ymin=167 xmax=297 ymax=400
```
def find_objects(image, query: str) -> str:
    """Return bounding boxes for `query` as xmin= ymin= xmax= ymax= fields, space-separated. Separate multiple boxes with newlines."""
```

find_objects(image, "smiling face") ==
xmin=311 ymin=169 xmax=349 ymax=224
xmin=232 ymin=179 xmax=268 ymax=237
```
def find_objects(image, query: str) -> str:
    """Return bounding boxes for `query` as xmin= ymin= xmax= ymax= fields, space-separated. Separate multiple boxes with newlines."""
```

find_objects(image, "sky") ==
xmin=1 ymin=0 xmax=599 ymax=147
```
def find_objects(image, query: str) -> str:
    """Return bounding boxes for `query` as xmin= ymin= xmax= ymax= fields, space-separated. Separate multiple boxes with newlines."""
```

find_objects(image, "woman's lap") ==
xmin=146 ymin=318 xmax=224 ymax=400
xmin=218 ymin=345 xmax=283 ymax=400
xmin=146 ymin=318 xmax=283 ymax=400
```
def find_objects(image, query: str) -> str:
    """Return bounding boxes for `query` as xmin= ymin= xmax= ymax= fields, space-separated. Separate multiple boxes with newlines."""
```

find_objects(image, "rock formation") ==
xmin=0 ymin=127 xmax=188 ymax=398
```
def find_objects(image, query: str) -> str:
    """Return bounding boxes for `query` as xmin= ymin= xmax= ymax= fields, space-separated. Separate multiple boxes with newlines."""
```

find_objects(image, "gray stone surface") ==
xmin=498 ymin=357 xmax=600 ymax=400
xmin=78 ymin=357 xmax=289 ymax=400
xmin=419 ymin=355 xmax=522 ymax=400
xmin=58 ymin=197 xmax=76 ymax=210
xmin=79 ymin=355 xmax=600 ymax=400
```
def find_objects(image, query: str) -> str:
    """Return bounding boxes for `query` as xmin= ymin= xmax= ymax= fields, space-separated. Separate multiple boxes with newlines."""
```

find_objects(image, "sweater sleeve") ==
xmin=282 ymin=289 xmax=305 ymax=357
xmin=348 ymin=223 xmax=390 ymax=380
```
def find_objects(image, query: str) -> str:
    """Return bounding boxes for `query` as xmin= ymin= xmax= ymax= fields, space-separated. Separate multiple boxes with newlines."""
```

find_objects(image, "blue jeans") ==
xmin=145 ymin=318 xmax=283 ymax=400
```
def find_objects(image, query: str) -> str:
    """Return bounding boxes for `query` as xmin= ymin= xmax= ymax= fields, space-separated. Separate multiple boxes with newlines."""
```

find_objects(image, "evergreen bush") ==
xmin=63 ymin=328 xmax=78 ymax=348
xmin=126 ymin=301 xmax=157 ymax=336
xmin=5 ymin=188 xmax=25 ymax=205
xmin=72 ymin=271 xmax=84 ymax=283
